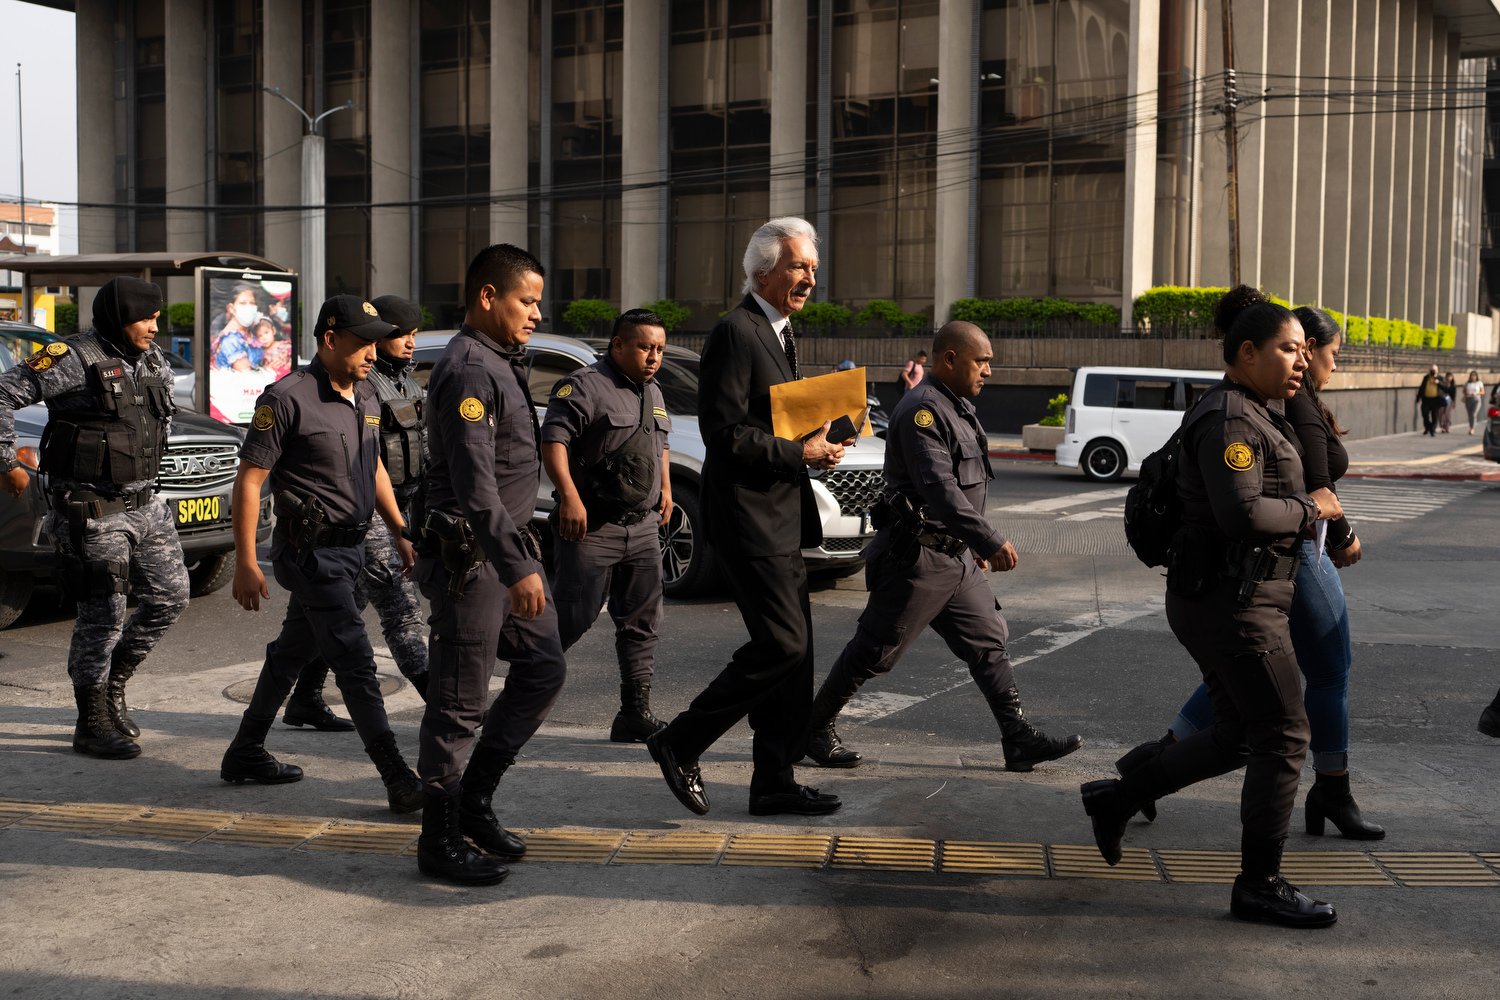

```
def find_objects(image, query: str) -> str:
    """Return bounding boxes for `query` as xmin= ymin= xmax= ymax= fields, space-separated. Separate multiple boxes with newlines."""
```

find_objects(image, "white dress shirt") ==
xmin=750 ymin=292 xmax=790 ymax=351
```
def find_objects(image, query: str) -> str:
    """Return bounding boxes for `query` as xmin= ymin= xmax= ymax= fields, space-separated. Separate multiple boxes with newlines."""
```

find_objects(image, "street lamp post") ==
xmin=263 ymin=85 xmax=353 ymax=359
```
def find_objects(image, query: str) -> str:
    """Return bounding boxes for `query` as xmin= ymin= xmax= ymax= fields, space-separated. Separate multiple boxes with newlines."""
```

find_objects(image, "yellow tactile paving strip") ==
xmin=3 ymin=799 xmax=1498 ymax=888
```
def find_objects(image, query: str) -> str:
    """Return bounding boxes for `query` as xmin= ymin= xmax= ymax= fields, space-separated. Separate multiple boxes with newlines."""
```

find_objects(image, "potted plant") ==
xmin=1021 ymin=392 xmax=1068 ymax=452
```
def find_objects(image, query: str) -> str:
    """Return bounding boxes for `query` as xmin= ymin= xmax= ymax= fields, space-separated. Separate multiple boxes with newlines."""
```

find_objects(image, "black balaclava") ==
xmin=92 ymin=277 xmax=163 ymax=356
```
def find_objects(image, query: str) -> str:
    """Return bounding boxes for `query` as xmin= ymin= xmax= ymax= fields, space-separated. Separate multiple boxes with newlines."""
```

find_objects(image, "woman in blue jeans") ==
xmin=1119 ymin=306 xmax=1383 ymax=840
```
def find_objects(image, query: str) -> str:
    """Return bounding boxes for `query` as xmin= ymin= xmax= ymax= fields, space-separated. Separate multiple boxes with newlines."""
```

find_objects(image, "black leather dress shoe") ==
xmin=748 ymin=784 xmax=841 ymax=816
xmin=645 ymin=731 xmax=709 ymax=815
xmin=1479 ymin=702 xmax=1500 ymax=738
xmin=220 ymin=744 xmax=304 ymax=784
xmin=1230 ymin=874 xmax=1337 ymax=928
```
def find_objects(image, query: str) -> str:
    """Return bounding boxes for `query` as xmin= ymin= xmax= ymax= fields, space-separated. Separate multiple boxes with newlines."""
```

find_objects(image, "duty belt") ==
xmin=51 ymin=487 xmax=157 ymax=519
xmin=914 ymin=529 xmax=967 ymax=557
xmin=271 ymin=493 xmax=371 ymax=549
xmin=611 ymin=508 xmax=653 ymax=528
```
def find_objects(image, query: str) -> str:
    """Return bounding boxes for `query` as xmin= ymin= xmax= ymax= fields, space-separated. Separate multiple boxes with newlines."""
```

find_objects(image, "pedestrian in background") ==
xmin=1118 ymin=306 xmax=1382 ymax=842
xmin=1439 ymin=370 xmax=1457 ymax=433
xmin=899 ymin=349 xmax=927 ymax=394
xmin=1463 ymin=370 xmax=1485 ymax=435
xmin=1416 ymin=364 xmax=1443 ymax=436
xmin=1080 ymin=286 xmax=1344 ymax=928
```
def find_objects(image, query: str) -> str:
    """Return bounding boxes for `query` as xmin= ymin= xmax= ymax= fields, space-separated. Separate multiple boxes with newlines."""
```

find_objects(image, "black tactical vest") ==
xmin=367 ymin=365 xmax=425 ymax=489
xmin=40 ymin=333 xmax=173 ymax=487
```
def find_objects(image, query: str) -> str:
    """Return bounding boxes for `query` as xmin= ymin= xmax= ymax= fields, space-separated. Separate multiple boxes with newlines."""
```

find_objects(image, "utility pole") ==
xmin=1221 ymin=0 xmax=1241 ymax=285
xmin=15 ymin=63 xmax=31 ymax=325
xmin=262 ymin=85 xmax=353 ymax=359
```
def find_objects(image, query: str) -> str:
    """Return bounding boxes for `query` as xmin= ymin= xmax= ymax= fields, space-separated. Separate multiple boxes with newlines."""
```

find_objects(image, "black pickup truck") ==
xmin=0 ymin=321 xmax=270 ymax=628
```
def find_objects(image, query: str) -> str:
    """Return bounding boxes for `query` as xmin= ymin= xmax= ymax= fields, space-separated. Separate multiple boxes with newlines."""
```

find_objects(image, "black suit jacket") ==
xmin=698 ymin=294 xmax=821 ymax=557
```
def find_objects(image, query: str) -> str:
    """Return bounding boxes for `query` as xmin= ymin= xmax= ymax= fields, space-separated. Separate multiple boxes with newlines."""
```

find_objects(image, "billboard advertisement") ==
xmin=195 ymin=267 xmax=298 ymax=425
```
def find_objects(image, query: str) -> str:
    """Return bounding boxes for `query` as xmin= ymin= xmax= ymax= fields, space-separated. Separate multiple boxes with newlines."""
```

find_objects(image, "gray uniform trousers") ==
xmin=1159 ymin=577 xmax=1310 ymax=846
xmin=816 ymin=539 xmax=1016 ymax=712
xmin=233 ymin=544 xmax=393 ymax=744
xmin=552 ymin=518 xmax=662 ymax=681
xmin=47 ymin=499 xmax=190 ymax=687
xmin=415 ymin=557 xmax=568 ymax=794
xmin=353 ymin=516 xmax=428 ymax=681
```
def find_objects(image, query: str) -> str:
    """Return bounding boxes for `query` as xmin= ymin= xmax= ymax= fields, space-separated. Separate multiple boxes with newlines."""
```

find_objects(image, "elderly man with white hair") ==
xmin=646 ymin=217 xmax=850 ymax=817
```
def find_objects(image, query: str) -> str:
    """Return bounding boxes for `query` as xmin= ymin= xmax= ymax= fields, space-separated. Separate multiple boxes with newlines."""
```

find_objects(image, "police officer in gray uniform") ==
xmin=542 ymin=308 xmax=672 ymax=743
xmin=805 ymin=322 xmax=1082 ymax=773
xmin=221 ymin=295 xmax=424 ymax=815
xmin=1081 ymin=287 xmax=1343 ymax=928
xmin=414 ymin=244 xmax=567 ymax=886
xmin=0 ymin=277 xmax=189 ymax=760
xmin=282 ymin=295 xmax=431 ymax=730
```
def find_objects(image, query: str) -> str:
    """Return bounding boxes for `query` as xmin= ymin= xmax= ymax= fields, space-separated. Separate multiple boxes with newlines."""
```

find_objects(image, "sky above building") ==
xmin=0 ymin=0 xmax=78 ymax=252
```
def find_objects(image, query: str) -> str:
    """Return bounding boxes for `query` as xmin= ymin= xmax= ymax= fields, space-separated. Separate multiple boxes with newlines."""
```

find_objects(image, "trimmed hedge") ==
xmin=55 ymin=302 xmax=78 ymax=335
xmin=856 ymin=299 xmax=927 ymax=334
xmin=639 ymin=298 xmax=691 ymax=334
xmin=562 ymin=298 xmax=619 ymax=335
xmin=790 ymin=301 xmax=854 ymax=334
xmin=167 ymin=301 xmax=195 ymax=331
xmin=952 ymin=296 xmax=1120 ymax=328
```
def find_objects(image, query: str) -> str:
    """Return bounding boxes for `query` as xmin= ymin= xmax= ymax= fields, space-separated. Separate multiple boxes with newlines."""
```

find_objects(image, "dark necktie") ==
xmin=780 ymin=322 xmax=800 ymax=380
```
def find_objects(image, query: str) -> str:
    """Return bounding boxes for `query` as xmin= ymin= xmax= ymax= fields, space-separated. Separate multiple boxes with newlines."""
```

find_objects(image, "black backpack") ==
xmin=1122 ymin=424 xmax=1186 ymax=568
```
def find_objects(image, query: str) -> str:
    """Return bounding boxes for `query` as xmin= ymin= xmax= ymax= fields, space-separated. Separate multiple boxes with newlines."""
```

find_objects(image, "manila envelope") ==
xmin=770 ymin=366 xmax=874 ymax=441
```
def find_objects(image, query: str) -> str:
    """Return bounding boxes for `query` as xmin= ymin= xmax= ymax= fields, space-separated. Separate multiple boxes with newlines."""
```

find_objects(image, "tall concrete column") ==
xmin=369 ymin=0 xmax=412 ymax=298
xmin=1388 ymin=1 xmax=1427 ymax=324
xmin=490 ymin=0 xmax=529 ymax=248
xmin=75 ymin=6 xmax=116 ymax=257
xmin=619 ymin=0 xmax=665 ymax=309
xmin=1417 ymin=20 xmax=1447 ymax=327
xmin=164 ymin=0 xmax=208 ymax=306
xmin=934 ymin=0 xmax=977 ymax=325
xmin=1346 ymin=0 xmax=1380 ymax=319
xmin=1120 ymin=0 xmax=1160 ymax=325
xmin=1245 ymin=3 xmax=1297 ymax=298
xmin=1366 ymin=0 xmax=1399 ymax=319
xmin=1321 ymin=0 xmax=1357 ymax=313
xmin=769 ymin=0 xmax=808 ymax=219
xmin=1291 ymin=1 xmax=1329 ymax=306
xmin=1195 ymin=0 xmax=1230 ymax=287
xmin=261 ymin=0 xmax=303 ymax=279
xmin=1434 ymin=33 xmax=1460 ymax=322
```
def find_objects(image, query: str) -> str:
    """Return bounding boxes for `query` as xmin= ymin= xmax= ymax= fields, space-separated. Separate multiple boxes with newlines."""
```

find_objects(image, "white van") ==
xmin=1055 ymin=366 xmax=1223 ymax=481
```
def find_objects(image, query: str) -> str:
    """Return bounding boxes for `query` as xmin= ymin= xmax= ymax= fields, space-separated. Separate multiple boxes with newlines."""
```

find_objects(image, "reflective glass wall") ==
xmin=317 ymin=0 xmax=373 ymax=295
xmin=213 ymin=0 xmax=263 ymax=256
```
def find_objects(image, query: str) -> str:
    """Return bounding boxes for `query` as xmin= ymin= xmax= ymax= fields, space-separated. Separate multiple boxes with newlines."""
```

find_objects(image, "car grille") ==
xmin=821 ymin=468 xmax=884 ymax=517
xmin=820 ymin=537 xmax=868 ymax=553
xmin=158 ymin=441 xmax=239 ymax=493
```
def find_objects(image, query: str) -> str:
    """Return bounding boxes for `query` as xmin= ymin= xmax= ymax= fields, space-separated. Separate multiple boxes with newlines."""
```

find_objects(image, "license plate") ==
xmin=175 ymin=495 xmax=226 ymax=526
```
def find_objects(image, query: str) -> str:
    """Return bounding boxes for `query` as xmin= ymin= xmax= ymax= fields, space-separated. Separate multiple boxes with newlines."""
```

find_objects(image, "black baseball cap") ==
xmin=370 ymin=295 xmax=423 ymax=336
xmin=315 ymin=294 xmax=400 ymax=342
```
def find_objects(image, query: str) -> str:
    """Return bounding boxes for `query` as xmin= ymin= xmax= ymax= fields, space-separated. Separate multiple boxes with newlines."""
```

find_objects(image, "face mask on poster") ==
xmin=234 ymin=304 xmax=259 ymax=328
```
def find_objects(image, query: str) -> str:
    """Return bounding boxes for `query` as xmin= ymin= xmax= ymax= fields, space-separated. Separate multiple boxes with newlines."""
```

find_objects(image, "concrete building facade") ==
xmin=67 ymin=0 xmax=1500 ymax=334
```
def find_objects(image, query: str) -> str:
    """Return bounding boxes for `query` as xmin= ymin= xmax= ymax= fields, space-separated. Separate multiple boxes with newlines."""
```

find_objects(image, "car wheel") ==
xmin=187 ymin=551 xmax=235 ymax=597
xmin=1081 ymin=439 xmax=1126 ymax=482
xmin=0 ymin=574 xmax=34 ymax=629
xmin=660 ymin=486 xmax=717 ymax=598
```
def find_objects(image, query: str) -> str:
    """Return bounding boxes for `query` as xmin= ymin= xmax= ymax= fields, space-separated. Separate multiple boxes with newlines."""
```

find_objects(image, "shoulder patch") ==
xmin=913 ymin=408 xmax=935 ymax=428
xmin=1224 ymin=442 xmax=1255 ymax=472
xmin=653 ymin=407 xmax=668 ymax=419
xmin=459 ymin=397 xmax=485 ymax=422
xmin=555 ymin=383 xmax=574 ymax=399
xmin=23 ymin=352 xmax=54 ymax=372
xmin=364 ymin=413 xmax=381 ymax=426
xmin=252 ymin=405 xmax=275 ymax=431
xmin=45 ymin=341 xmax=69 ymax=357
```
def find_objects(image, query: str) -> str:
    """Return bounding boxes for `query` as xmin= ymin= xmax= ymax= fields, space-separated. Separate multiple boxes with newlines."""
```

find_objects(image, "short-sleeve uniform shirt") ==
xmin=540 ymin=355 xmax=670 ymax=513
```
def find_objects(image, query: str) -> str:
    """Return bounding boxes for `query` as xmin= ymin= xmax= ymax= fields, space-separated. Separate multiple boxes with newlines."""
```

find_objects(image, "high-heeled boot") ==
xmin=1304 ymin=771 xmax=1384 ymax=840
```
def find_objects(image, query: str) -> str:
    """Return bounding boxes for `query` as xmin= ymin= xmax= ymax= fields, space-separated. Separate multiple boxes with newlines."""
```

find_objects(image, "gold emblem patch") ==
xmin=252 ymin=405 xmax=275 ymax=431
xmin=459 ymin=397 xmax=485 ymax=422
xmin=1224 ymin=442 xmax=1255 ymax=471
xmin=364 ymin=414 xmax=381 ymax=426
xmin=45 ymin=342 xmax=69 ymax=356
xmin=652 ymin=407 xmax=668 ymax=419
xmin=556 ymin=383 xmax=573 ymax=399
xmin=24 ymin=353 xmax=54 ymax=372
xmin=913 ymin=408 xmax=935 ymax=428
xmin=362 ymin=301 xmax=378 ymax=316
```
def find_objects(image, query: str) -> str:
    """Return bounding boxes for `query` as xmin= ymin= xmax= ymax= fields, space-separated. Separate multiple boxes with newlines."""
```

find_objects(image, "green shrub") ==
xmin=790 ymin=301 xmax=854 ymax=334
xmin=639 ymin=298 xmax=691 ymax=334
xmin=54 ymin=302 xmax=78 ymax=335
xmin=562 ymin=298 xmax=619 ymax=335
xmin=1039 ymin=392 xmax=1068 ymax=427
xmin=950 ymin=296 xmax=1120 ymax=329
xmin=418 ymin=305 xmax=437 ymax=330
xmin=856 ymin=298 xmax=927 ymax=334
xmin=1345 ymin=315 xmax=1369 ymax=345
xmin=1368 ymin=316 xmax=1391 ymax=346
xmin=1436 ymin=323 xmax=1456 ymax=350
xmin=1131 ymin=286 xmax=1227 ymax=332
xmin=167 ymin=301 xmax=194 ymax=332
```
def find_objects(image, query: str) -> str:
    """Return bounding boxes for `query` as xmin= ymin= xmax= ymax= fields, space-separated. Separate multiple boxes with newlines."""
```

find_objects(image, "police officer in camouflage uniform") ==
xmin=804 ymin=321 xmax=1082 ymax=773
xmin=282 ymin=295 xmax=431 ymax=730
xmin=0 ymin=277 xmax=189 ymax=760
xmin=221 ymin=295 xmax=424 ymax=815
xmin=542 ymin=308 xmax=672 ymax=743
xmin=414 ymin=244 xmax=567 ymax=886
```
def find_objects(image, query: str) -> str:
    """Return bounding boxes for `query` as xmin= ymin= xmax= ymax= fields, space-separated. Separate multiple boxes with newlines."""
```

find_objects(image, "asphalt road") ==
xmin=1 ymin=460 xmax=1497 ymax=999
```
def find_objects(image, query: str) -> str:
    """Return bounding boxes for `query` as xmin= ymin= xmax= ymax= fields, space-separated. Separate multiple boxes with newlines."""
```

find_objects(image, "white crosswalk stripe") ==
xmin=1043 ymin=479 xmax=1486 ymax=525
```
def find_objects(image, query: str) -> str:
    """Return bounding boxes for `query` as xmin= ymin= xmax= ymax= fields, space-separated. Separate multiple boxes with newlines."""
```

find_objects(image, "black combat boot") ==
xmin=1114 ymin=730 xmax=1176 ymax=822
xmin=986 ymin=687 xmax=1083 ymax=772
xmin=1230 ymin=838 xmax=1337 ymax=928
xmin=1304 ymin=771 xmax=1384 ymax=840
xmin=805 ymin=718 xmax=862 ymax=768
xmin=282 ymin=661 xmax=356 ymax=732
xmin=609 ymin=679 xmax=666 ymax=744
xmin=804 ymin=666 xmax=863 ymax=767
xmin=1079 ymin=778 xmax=1135 ymax=866
xmin=1478 ymin=695 xmax=1500 ymax=738
xmin=408 ymin=671 xmax=429 ymax=703
xmin=458 ymin=745 xmax=527 ymax=861
xmin=418 ymin=791 xmax=507 ymax=886
xmin=72 ymin=685 xmax=141 ymax=759
xmin=220 ymin=718 xmax=303 ymax=783
xmin=365 ymin=730 xmax=424 ymax=814
xmin=105 ymin=648 xmax=142 ymax=738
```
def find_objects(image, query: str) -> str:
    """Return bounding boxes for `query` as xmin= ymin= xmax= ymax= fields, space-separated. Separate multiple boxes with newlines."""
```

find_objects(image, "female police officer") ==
xmin=1079 ymin=286 xmax=1345 ymax=928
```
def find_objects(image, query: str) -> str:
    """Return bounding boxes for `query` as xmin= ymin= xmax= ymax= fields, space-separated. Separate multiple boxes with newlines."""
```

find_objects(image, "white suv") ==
xmin=411 ymin=331 xmax=886 ymax=596
xmin=1055 ymin=366 xmax=1223 ymax=481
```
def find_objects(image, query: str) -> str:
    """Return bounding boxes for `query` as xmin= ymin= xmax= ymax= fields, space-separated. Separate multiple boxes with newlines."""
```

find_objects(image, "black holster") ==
xmin=274 ymin=491 xmax=328 ymax=554
xmin=1223 ymin=538 xmax=1300 ymax=606
xmin=423 ymin=509 xmax=483 ymax=598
